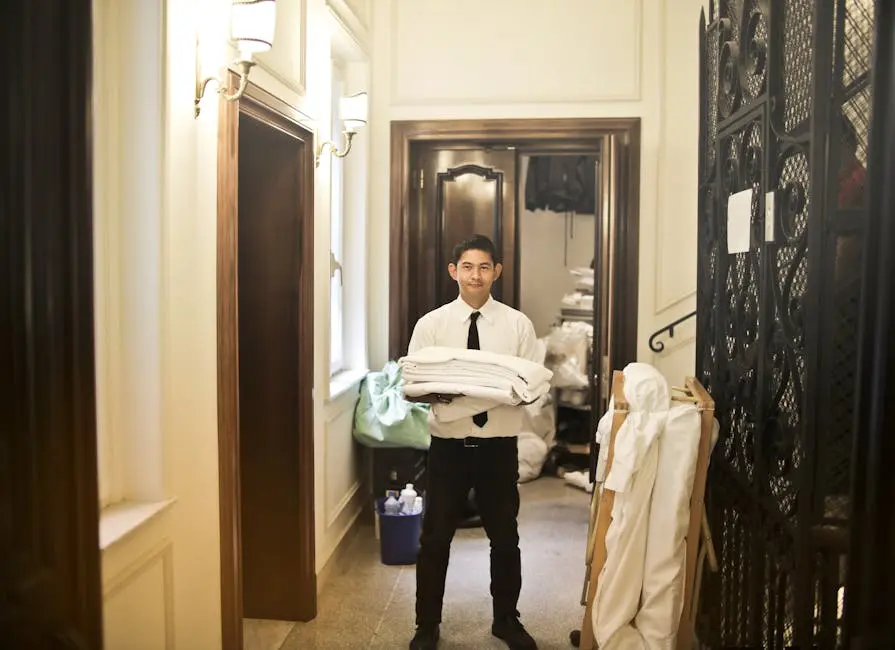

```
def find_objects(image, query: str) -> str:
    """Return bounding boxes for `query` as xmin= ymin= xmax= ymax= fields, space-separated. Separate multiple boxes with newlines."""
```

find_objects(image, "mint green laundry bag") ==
xmin=353 ymin=362 xmax=431 ymax=450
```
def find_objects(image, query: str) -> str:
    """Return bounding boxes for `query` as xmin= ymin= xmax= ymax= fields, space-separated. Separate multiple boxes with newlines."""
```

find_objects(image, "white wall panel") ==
xmin=390 ymin=0 xmax=642 ymax=105
xmin=325 ymin=407 xmax=363 ymax=528
xmin=370 ymin=0 xmax=704 ymax=386
xmin=254 ymin=0 xmax=308 ymax=96
xmin=103 ymin=540 xmax=174 ymax=650
xmin=328 ymin=0 xmax=371 ymax=54
xmin=345 ymin=0 xmax=369 ymax=26
xmin=654 ymin=0 xmax=700 ymax=312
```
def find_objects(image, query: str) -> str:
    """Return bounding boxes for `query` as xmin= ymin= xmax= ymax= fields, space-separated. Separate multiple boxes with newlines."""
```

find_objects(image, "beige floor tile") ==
xmin=280 ymin=476 xmax=590 ymax=650
xmin=244 ymin=618 xmax=296 ymax=650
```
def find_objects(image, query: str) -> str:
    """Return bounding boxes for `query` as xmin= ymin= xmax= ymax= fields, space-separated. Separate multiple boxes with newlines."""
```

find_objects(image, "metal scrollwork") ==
xmin=703 ymin=17 xmax=721 ymax=178
xmin=723 ymin=157 xmax=739 ymax=193
xmin=740 ymin=1 xmax=769 ymax=100
xmin=780 ymin=181 xmax=806 ymax=238
xmin=719 ymin=40 xmax=741 ymax=118
xmin=764 ymin=329 xmax=803 ymax=521
xmin=773 ymin=145 xmax=810 ymax=346
xmin=695 ymin=0 xmax=877 ymax=646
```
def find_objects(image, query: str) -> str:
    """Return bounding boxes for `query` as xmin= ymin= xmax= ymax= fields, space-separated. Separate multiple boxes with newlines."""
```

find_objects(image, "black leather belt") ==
xmin=462 ymin=436 xmax=513 ymax=447
xmin=432 ymin=436 xmax=513 ymax=448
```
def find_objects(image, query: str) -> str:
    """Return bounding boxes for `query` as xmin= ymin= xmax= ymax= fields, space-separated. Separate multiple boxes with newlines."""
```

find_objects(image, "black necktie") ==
xmin=467 ymin=312 xmax=488 ymax=428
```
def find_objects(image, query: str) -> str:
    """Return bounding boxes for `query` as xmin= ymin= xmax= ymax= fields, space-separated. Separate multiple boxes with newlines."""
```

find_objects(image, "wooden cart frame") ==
xmin=576 ymin=371 xmax=718 ymax=650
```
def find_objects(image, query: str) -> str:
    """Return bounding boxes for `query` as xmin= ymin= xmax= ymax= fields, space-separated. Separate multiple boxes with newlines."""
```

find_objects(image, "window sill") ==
xmin=326 ymin=367 xmax=368 ymax=422
xmin=99 ymin=497 xmax=177 ymax=551
xmin=328 ymin=367 xmax=368 ymax=401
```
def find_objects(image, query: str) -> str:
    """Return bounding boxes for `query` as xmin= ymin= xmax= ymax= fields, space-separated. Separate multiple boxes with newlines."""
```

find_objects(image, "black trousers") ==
xmin=415 ymin=435 xmax=521 ymax=625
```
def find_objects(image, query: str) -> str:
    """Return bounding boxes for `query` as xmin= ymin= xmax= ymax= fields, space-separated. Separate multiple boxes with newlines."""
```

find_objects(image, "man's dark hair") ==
xmin=451 ymin=234 xmax=500 ymax=265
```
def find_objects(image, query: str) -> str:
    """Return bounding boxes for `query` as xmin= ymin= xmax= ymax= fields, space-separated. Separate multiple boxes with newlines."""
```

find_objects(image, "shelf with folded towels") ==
xmin=559 ymin=307 xmax=593 ymax=323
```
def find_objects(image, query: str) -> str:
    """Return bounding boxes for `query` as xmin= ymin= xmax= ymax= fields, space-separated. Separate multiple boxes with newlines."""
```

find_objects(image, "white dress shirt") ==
xmin=407 ymin=296 xmax=541 ymax=439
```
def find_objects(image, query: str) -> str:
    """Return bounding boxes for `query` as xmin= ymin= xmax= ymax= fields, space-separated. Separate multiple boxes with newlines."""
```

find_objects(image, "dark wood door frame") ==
xmin=217 ymin=76 xmax=316 ymax=650
xmin=389 ymin=118 xmax=642 ymax=367
xmin=3 ymin=0 xmax=103 ymax=645
xmin=847 ymin=0 xmax=895 ymax=640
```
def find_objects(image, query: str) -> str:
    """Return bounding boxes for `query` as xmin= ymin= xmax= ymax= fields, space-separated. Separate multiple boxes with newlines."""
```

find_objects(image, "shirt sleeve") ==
xmin=407 ymin=315 xmax=434 ymax=355
xmin=517 ymin=317 xmax=541 ymax=363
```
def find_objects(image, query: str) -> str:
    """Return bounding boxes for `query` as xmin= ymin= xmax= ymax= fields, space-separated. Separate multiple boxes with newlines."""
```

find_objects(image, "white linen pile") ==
xmin=399 ymin=346 xmax=553 ymax=424
xmin=570 ymin=266 xmax=595 ymax=292
xmin=591 ymin=363 xmax=705 ymax=650
xmin=517 ymin=340 xmax=557 ymax=483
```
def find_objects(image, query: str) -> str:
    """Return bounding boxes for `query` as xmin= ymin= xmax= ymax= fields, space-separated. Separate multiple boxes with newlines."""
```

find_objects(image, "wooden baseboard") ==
xmin=316 ymin=511 xmax=368 ymax=595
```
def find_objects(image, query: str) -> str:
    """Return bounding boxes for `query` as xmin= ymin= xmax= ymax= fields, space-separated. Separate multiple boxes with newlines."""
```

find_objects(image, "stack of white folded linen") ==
xmin=399 ymin=347 xmax=553 ymax=423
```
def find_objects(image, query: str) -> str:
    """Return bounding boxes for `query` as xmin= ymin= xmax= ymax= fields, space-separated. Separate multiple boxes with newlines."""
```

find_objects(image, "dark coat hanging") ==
xmin=524 ymin=155 xmax=597 ymax=215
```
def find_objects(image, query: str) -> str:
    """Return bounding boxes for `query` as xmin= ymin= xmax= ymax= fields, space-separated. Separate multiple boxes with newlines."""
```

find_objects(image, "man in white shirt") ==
xmin=407 ymin=235 xmax=540 ymax=650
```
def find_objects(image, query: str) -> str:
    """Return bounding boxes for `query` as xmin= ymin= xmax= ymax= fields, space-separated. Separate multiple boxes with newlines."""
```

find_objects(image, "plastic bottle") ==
xmin=412 ymin=496 xmax=423 ymax=515
xmin=384 ymin=495 xmax=400 ymax=515
xmin=400 ymin=483 xmax=417 ymax=514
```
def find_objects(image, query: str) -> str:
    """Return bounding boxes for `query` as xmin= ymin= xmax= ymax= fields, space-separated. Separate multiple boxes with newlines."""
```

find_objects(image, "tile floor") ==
xmin=244 ymin=476 xmax=591 ymax=650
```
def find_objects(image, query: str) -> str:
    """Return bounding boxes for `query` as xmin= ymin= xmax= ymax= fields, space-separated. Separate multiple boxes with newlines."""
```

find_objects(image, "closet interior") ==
xmin=517 ymin=150 xmax=601 ymax=484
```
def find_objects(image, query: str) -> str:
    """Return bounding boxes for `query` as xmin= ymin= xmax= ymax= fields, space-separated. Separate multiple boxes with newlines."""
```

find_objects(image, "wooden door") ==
xmin=1 ymin=0 xmax=104 ymax=647
xmin=236 ymin=111 xmax=316 ymax=622
xmin=217 ymin=84 xmax=318 ymax=643
xmin=407 ymin=145 xmax=517 ymax=335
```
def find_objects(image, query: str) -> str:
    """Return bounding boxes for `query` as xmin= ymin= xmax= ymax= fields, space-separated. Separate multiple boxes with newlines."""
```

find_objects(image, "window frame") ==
xmin=92 ymin=0 xmax=166 ymax=512
xmin=329 ymin=62 xmax=347 ymax=377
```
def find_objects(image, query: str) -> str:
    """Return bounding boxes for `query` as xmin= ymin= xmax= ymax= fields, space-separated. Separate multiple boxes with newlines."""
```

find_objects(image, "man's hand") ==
xmin=406 ymin=393 xmax=456 ymax=405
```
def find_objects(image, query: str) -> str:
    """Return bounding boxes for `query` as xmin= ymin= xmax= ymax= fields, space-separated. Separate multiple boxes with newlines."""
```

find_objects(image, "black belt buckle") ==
xmin=463 ymin=436 xmax=480 ymax=448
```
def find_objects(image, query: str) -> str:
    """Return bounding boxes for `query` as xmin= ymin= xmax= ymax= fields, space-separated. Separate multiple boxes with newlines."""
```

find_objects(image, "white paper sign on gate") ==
xmin=727 ymin=189 xmax=753 ymax=254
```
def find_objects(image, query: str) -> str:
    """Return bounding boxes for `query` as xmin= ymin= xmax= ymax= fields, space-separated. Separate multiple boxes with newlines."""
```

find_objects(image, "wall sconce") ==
xmin=195 ymin=0 xmax=277 ymax=118
xmin=315 ymin=92 xmax=369 ymax=167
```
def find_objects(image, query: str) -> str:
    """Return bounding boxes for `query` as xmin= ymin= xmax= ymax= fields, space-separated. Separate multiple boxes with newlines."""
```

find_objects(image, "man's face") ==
xmin=449 ymin=248 xmax=502 ymax=303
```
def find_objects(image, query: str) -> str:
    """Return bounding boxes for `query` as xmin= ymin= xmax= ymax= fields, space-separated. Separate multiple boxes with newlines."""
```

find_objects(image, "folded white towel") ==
xmin=399 ymin=347 xmax=553 ymax=424
xmin=399 ymin=347 xmax=553 ymax=389
xmin=403 ymin=385 xmax=550 ymax=423
xmin=402 ymin=379 xmax=551 ymax=405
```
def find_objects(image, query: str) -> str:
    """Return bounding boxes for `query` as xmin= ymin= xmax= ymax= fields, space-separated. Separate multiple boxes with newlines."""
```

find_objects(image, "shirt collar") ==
xmin=454 ymin=295 xmax=496 ymax=323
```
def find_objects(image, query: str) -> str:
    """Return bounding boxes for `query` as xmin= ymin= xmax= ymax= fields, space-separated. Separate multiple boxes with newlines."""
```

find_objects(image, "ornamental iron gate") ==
xmin=694 ymin=0 xmax=875 ymax=647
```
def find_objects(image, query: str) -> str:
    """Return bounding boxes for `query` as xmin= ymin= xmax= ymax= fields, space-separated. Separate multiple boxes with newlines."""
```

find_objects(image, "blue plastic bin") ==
xmin=376 ymin=497 xmax=423 ymax=565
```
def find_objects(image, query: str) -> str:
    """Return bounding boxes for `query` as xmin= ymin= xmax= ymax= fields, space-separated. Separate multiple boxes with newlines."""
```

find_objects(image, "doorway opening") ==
xmin=517 ymin=149 xmax=601 ymax=475
xmin=389 ymin=117 xmax=640 ymax=492
xmin=216 ymin=79 xmax=316 ymax=650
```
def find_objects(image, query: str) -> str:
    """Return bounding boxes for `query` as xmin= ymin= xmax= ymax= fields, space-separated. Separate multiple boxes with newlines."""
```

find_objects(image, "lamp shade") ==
xmin=231 ymin=0 xmax=277 ymax=55
xmin=339 ymin=92 xmax=368 ymax=132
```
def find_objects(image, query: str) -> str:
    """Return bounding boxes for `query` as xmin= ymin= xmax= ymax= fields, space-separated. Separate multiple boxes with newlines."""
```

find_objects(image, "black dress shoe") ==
xmin=409 ymin=624 xmax=440 ymax=650
xmin=492 ymin=616 xmax=537 ymax=650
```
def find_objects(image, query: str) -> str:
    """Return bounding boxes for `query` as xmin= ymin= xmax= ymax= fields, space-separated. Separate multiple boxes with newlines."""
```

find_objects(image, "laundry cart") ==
xmin=571 ymin=370 xmax=719 ymax=650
